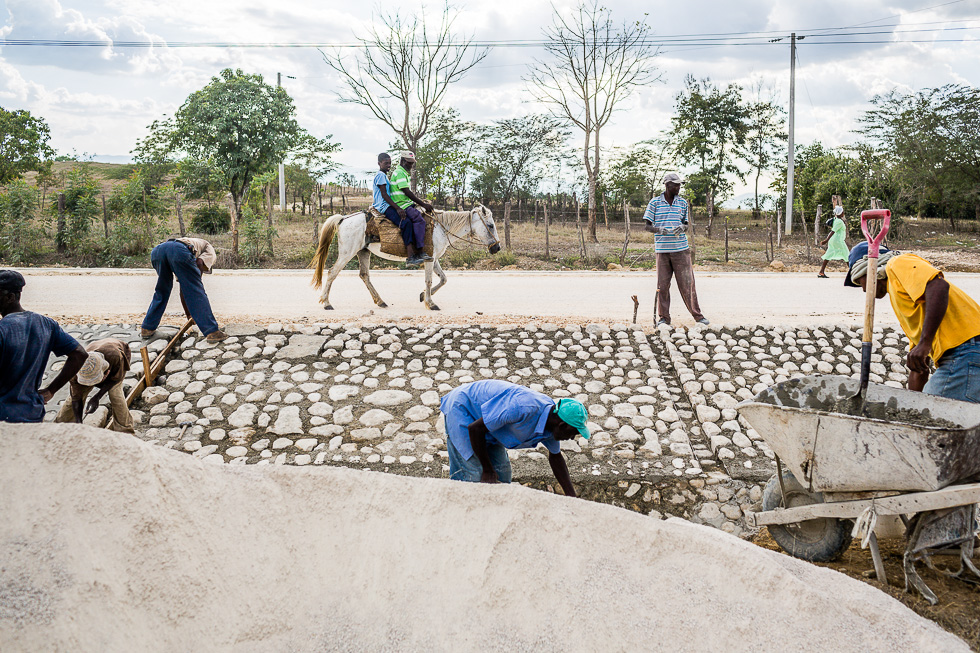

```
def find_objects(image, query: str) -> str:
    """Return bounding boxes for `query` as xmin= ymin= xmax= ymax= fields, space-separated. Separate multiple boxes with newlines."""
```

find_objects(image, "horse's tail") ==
xmin=310 ymin=214 xmax=344 ymax=289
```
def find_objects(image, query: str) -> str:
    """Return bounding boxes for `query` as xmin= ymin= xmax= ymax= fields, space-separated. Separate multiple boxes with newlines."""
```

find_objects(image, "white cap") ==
xmin=400 ymin=151 xmax=416 ymax=162
xmin=662 ymin=172 xmax=684 ymax=184
xmin=77 ymin=351 xmax=109 ymax=386
xmin=834 ymin=205 xmax=844 ymax=216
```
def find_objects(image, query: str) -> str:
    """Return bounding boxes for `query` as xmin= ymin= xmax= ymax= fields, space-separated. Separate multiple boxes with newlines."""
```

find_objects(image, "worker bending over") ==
xmin=440 ymin=380 xmax=590 ymax=496
xmin=846 ymin=243 xmax=980 ymax=402
xmin=54 ymin=338 xmax=134 ymax=433
xmin=141 ymin=237 xmax=227 ymax=342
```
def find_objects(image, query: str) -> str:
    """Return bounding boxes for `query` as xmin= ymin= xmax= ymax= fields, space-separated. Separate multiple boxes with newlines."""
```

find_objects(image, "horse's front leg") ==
xmin=429 ymin=260 xmax=448 ymax=296
xmin=422 ymin=260 xmax=440 ymax=310
xmin=357 ymin=249 xmax=387 ymax=308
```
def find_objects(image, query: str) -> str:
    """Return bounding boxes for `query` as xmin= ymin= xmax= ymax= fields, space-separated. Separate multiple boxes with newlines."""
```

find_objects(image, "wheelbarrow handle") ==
xmin=860 ymin=209 xmax=891 ymax=258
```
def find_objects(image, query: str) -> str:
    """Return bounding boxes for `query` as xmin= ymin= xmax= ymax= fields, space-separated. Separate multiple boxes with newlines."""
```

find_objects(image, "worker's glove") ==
xmin=666 ymin=226 xmax=685 ymax=236
xmin=86 ymin=396 xmax=101 ymax=415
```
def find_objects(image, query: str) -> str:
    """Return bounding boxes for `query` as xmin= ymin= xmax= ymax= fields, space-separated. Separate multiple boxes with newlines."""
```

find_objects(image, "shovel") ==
xmin=852 ymin=208 xmax=891 ymax=413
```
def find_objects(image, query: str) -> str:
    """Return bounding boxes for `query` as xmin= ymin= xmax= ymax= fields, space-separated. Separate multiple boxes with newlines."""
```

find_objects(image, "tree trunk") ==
xmin=776 ymin=207 xmax=782 ymax=248
xmin=705 ymin=186 xmax=715 ymax=238
xmin=266 ymin=184 xmax=275 ymax=256
xmin=57 ymin=193 xmax=66 ymax=253
xmin=602 ymin=193 xmax=609 ymax=230
xmin=230 ymin=195 xmax=240 ymax=257
xmin=101 ymin=193 xmax=110 ymax=239
xmin=176 ymin=194 xmax=185 ymax=237
xmin=687 ymin=203 xmax=696 ymax=262
xmin=619 ymin=200 xmax=630 ymax=266
xmin=814 ymin=204 xmax=822 ymax=246
xmin=544 ymin=196 xmax=550 ymax=258
xmin=503 ymin=201 xmax=512 ymax=250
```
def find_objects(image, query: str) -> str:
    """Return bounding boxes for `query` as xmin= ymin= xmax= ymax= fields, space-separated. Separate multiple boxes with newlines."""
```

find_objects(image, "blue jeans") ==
xmin=447 ymin=436 xmax=512 ymax=483
xmin=142 ymin=240 xmax=219 ymax=336
xmin=923 ymin=337 xmax=980 ymax=403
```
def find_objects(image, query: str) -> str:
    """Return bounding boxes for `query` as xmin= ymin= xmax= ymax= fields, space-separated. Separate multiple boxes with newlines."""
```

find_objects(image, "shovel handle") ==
xmin=860 ymin=209 xmax=891 ymax=258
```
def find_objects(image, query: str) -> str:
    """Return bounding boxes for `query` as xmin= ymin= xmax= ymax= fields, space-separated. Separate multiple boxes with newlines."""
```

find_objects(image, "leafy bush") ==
xmin=240 ymin=206 xmax=275 ymax=265
xmin=102 ymin=170 xmax=169 ymax=265
xmin=0 ymin=181 xmax=44 ymax=264
xmin=52 ymin=166 xmax=100 ymax=254
xmin=493 ymin=250 xmax=517 ymax=266
xmin=190 ymin=205 xmax=231 ymax=235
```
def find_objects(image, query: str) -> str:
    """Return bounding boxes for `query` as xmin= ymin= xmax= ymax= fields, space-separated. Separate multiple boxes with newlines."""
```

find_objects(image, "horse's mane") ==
xmin=434 ymin=207 xmax=478 ymax=235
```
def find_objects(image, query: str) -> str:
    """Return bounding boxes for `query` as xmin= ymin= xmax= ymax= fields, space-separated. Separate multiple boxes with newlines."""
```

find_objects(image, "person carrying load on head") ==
xmin=387 ymin=151 xmax=434 ymax=269
xmin=818 ymin=205 xmax=849 ymax=278
xmin=845 ymin=242 xmax=980 ymax=402
xmin=439 ymin=379 xmax=591 ymax=497
xmin=53 ymin=338 xmax=134 ymax=433
xmin=141 ymin=236 xmax=227 ymax=343
xmin=0 ymin=270 xmax=88 ymax=424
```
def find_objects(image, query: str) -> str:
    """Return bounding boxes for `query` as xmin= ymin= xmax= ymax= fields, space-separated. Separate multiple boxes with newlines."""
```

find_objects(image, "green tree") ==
xmin=858 ymin=84 xmax=980 ymax=227
xmin=472 ymin=114 xmax=568 ymax=205
xmin=53 ymin=166 xmax=101 ymax=254
xmin=0 ymin=108 xmax=55 ymax=183
xmin=673 ymin=76 xmax=748 ymax=229
xmin=0 ymin=180 xmax=43 ymax=264
xmin=742 ymin=82 xmax=786 ymax=217
xmin=174 ymin=158 xmax=223 ymax=208
xmin=104 ymin=169 xmax=169 ymax=264
xmin=604 ymin=136 xmax=676 ymax=206
xmin=136 ymin=68 xmax=303 ymax=255
xmin=412 ymin=108 xmax=476 ymax=206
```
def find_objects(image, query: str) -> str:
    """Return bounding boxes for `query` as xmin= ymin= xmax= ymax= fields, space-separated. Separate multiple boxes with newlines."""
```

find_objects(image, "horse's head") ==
xmin=470 ymin=204 xmax=501 ymax=255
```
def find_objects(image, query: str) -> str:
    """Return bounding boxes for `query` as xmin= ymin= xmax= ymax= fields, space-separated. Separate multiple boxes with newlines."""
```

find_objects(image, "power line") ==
xmin=2 ymin=19 xmax=978 ymax=50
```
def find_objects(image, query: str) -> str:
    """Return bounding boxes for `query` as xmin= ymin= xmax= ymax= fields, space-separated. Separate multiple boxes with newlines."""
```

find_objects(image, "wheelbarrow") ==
xmin=739 ymin=375 xmax=980 ymax=604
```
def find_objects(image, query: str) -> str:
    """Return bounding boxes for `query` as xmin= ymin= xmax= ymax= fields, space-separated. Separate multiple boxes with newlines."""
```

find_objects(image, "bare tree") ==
xmin=321 ymin=3 xmax=488 ymax=189
xmin=525 ymin=0 xmax=661 ymax=242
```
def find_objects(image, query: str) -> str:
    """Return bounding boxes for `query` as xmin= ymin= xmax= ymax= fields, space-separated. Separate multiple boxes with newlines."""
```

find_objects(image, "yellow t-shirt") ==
xmin=886 ymin=253 xmax=980 ymax=363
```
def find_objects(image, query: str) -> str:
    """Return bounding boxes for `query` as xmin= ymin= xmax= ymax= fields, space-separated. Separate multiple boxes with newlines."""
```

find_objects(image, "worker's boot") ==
xmin=205 ymin=330 xmax=228 ymax=343
xmin=140 ymin=328 xmax=156 ymax=338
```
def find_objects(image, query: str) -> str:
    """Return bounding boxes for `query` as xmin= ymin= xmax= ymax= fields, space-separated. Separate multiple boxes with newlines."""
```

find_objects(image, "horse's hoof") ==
xmin=323 ymin=305 xmax=333 ymax=311
xmin=427 ymin=304 xmax=441 ymax=311
xmin=419 ymin=292 xmax=424 ymax=303
xmin=377 ymin=302 xmax=388 ymax=308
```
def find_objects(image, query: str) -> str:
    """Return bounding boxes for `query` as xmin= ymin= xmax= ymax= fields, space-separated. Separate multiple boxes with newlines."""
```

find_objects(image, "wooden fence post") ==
xmin=57 ymin=193 xmax=66 ymax=253
xmin=230 ymin=199 xmax=239 ymax=257
xmin=101 ymin=192 xmax=110 ymax=239
xmin=814 ymin=204 xmax=822 ymax=246
xmin=776 ymin=207 xmax=783 ymax=248
xmin=687 ymin=203 xmax=696 ymax=261
xmin=619 ymin=200 xmax=631 ymax=265
xmin=503 ymin=201 xmax=512 ymax=250
xmin=544 ymin=195 xmax=550 ymax=257
xmin=724 ymin=217 xmax=729 ymax=262
xmin=575 ymin=193 xmax=585 ymax=257
xmin=175 ymin=194 xmax=185 ymax=237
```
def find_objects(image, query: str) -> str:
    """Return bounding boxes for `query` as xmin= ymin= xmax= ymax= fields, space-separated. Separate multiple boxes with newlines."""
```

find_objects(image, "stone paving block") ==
xmin=275 ymin=335 xmax=328 ymax=360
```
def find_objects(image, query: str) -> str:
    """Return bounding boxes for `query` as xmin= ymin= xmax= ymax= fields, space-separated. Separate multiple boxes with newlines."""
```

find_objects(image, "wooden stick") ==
xmin=125 ymin=318 xmax=195 ymax=407
xmin=140 ymin=346 xmax=151 ymax=385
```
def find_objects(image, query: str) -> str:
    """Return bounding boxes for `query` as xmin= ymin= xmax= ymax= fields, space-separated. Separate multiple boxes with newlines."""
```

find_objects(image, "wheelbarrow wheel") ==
xmin=762 ymin=471 xmax=853 ymax=563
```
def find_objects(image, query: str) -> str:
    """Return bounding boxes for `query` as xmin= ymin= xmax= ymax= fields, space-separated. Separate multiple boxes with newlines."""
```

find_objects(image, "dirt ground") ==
xmin=753 ymin=530 xmax=980 ymax=650
xmin=17 ymin=162 xmax=980 ymax=273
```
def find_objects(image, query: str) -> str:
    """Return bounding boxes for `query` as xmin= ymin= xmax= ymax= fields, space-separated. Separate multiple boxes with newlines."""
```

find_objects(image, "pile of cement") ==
xmin=0 ymin=424 xmax=967 ymax=652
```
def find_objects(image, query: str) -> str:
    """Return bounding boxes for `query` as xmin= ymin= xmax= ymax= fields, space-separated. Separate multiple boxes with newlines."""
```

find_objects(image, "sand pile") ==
xmin=0 ymin=424 xmax=967 ymax=652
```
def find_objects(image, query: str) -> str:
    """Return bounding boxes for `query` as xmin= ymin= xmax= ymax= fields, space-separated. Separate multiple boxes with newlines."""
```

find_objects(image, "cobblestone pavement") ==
xmin=42 ymin=320 xmax=911 ymax=538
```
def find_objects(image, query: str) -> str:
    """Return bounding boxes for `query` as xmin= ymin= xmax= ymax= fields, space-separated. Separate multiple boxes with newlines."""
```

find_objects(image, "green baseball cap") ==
xmin=556 ymin=398 xmax=591 ymax=440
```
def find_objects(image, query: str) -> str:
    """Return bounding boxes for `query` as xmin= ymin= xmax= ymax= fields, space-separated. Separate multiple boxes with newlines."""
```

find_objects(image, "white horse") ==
xmin=310 ymin=205 xmax=501 ymax=311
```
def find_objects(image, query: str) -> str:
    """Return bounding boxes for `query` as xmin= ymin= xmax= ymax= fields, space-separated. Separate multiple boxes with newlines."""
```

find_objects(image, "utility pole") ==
xmin=785 ymin=33 xmax=797 ymax=235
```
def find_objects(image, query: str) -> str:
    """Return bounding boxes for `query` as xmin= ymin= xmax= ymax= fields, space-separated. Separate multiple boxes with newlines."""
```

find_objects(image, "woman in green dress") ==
xmin=817 ymin=205 xmax=849 ymax=278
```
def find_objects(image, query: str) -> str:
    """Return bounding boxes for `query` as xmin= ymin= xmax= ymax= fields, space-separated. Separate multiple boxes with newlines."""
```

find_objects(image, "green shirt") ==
xmin=388 ymin=165 xmax=413 ymax=209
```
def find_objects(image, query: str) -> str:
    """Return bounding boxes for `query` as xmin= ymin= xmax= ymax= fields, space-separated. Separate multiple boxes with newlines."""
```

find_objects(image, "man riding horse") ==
xmin=371 ymin=151 xmax=433 ymax=268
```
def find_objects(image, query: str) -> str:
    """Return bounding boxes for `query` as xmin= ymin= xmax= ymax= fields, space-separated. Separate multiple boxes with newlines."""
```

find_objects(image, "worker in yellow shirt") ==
xmin=845 ymin=242 xmax=980 ymax=402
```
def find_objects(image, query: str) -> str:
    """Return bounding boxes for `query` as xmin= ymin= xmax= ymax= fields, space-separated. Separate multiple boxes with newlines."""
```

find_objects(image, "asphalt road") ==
xmin=17 ymin=267 xmax=980 ymax=327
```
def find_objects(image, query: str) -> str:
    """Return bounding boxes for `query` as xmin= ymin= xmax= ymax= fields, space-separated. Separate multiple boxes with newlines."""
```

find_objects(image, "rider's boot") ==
xmin=405 ymin=244 xmax=422 ymax=268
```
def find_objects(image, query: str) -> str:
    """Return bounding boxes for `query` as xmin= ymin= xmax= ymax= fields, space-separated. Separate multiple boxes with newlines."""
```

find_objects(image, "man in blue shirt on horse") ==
xmin=440 ymin=380 xmax=590 ymax=497
xmin=371 ymin=152 xmax=432 ymax=269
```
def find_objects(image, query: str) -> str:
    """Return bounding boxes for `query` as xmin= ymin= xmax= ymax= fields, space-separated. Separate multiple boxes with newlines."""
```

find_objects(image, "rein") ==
xmin=437 ymin=208 xmax=499 ymax=251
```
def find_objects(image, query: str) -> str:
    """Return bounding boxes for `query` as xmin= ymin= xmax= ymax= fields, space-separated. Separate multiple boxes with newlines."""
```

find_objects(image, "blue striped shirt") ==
xmin=643 ymin=194 xmax=689 ymax=253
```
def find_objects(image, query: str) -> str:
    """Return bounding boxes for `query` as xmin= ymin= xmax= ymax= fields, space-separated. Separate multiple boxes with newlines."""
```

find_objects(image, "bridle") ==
xmin=440 ymin=205 xmax=499 ymax=250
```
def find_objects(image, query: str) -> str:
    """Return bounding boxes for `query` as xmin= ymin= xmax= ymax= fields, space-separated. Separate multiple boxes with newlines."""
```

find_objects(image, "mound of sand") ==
xmin=0 ymin=424 xmax=967 ymax=652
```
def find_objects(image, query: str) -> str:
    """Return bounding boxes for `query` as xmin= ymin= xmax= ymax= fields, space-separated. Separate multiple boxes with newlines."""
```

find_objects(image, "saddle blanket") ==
xmin=364 ymin=207 xmax=436 ymax=258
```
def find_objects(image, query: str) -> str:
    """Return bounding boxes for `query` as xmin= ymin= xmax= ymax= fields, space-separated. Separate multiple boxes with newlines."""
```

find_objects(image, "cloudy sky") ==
xmin=2 ymin=0 xmax=978 ymax=198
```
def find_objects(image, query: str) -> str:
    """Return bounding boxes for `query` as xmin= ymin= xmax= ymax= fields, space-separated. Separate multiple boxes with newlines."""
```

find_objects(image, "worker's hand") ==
xmin=422 ymin=201 xmax=434 ymax=213
xmin=39 ymin=389 xmax=53 ymax=404
xmin=86 ymin=396 xmax=101 ymax=415
xmin=907 ymin=342 xmax=932 ymax=375
xmin=479 ymin=470 xmax=500 ymax=484
xmin=397 ymin=208 xmax=407 ymax=220
xmin=196 ymin=259 xmax=208 ymax=274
